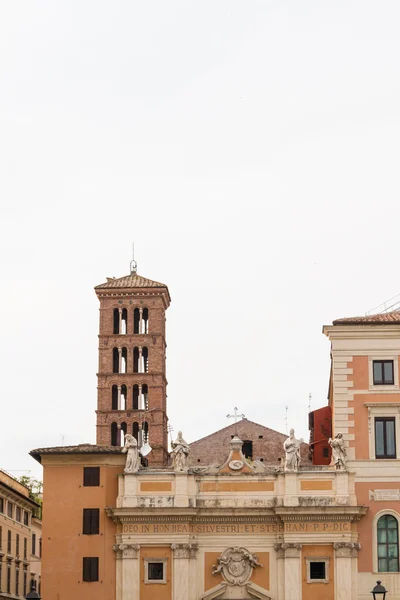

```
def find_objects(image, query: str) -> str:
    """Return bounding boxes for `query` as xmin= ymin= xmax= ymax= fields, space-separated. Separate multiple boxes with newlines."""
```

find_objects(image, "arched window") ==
xmin=142 ymin=421 xmax=149 ymax=444
xmin=133 ymin=384 xmax=139 ymax=409
xmin=112 ymin=348 xmax=119 ymax=373
xmin=112 ymin=385 xmax=118 ymax=410
xmin=120 ymin=422 xmax=127 ymax=447
xmin=113 ymin=308 xmax=128 ymax=334
xmin=121 ymin=385 xmax=127 ymax=410
xmin=111 ymin=422 xmax=119 ymax=447
xmin=378 ymin=514 xmax=399 ymax=572
xmin=113 ymin=309 xmax=119 ymax=334
xmin=112 ymin=385 xmax=127 ymax=409
xmin=132 ymin=422 xmax=139 ymax=442
xmin=133 ymin=347 xmax=148 ymax=373
xmin=133 ymin=308 xmax=140 ymax=334
xmin=113 ymin=348 xmax=128 ymax=373
xmin=133 ymin=307 xmax=149 ymax=334
xmin=142 ymin=384 xmax=148 ymax=410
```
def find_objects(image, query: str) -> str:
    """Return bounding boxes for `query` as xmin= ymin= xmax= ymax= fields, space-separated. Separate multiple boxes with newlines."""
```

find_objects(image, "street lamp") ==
xmin=26 ymin=580 xmax=41 ymax=600
xmin=371 ymin=580 xmax=387 ymax=600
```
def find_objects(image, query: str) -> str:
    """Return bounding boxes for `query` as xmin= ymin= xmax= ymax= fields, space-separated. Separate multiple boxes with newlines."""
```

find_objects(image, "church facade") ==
xmin=31 ymin=270 xmax=400 ymax=599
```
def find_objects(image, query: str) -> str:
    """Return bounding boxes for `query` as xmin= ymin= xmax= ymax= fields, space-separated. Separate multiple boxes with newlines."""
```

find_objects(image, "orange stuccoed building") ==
xmin=31 ymin=271 xmax=400 ymax=600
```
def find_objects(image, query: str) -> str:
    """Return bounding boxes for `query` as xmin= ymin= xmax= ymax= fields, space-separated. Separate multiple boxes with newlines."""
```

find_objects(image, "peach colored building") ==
xmin=30 ymin=268 xmax=400 ymax=599
xmin=323 ymin=310 xmax=400 ymax=598
xmin=0 ymin=469 xmax=42 ymax=599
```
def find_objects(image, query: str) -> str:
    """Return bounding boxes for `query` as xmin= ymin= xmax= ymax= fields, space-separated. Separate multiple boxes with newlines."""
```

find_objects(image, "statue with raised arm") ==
xmin=328 ymin=433 xmax=347 ymax=470
xmin=122 ymin=434 xmax=140 ymax=474
xmin=171 ymin=431 xmax=190 ymax=472
xmin=283 ymin=428 xmax=303 ymax=471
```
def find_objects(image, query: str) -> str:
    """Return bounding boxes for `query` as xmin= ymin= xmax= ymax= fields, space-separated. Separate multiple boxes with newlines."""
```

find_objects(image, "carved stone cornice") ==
xmin=171 ymin=543 xmax=199 ymax=559
xmin=113 ymin=543 xmax=140 ymax=559
xmin=274 ymin=543 xmax=302 ymax=559
xmin=333 ymin=542 xmax=361 ymax=558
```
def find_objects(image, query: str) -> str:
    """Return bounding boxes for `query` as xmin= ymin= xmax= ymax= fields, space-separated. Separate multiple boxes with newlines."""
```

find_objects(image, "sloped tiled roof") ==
xmin=30 ymin=444 xmax=122 ymax=463
xmin=333 ymin=311 xmax=400 ymax=325
xmin=95 ymin=273 xmax=168 ymax=290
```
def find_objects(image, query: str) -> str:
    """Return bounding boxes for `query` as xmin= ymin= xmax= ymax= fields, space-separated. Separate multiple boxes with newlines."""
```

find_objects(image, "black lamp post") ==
xmin=26 ymin=580 xmax=41 ymax=600
xmin=371 ymin=580 xmax=387 ymax=600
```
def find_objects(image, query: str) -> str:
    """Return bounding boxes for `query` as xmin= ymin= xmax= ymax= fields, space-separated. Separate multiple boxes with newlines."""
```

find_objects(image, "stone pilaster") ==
xmin=171 ymin=543 xmax=198 ymax=600
xmin=113 ymin=543 xmax=140 ymax=600
xmin=274 ymin=543 xmax=302 ymax=600
xmin=333 ymin=542 xmax=360 ymax=600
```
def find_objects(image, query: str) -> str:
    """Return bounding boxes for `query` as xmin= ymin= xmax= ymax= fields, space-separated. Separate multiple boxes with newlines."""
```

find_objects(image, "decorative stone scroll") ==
xmin=171 ymin=543 xmax=199 ymax=559
xmin=113 ymin=543 xmax=140 ymax=559
xmin=212 ymin=547 xmax=262 ymax=586
xmin=333 ymin=542 xmax=361 ymax=558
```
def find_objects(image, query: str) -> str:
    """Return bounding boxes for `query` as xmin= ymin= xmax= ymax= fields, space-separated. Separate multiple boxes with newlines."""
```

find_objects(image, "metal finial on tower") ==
xmin=130 ymin=242 xmax=137 ymax=275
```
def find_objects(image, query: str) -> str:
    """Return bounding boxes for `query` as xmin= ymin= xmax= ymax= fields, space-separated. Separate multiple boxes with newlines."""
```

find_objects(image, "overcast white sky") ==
xmin=1 ymin=1 xmax=400 ymax=480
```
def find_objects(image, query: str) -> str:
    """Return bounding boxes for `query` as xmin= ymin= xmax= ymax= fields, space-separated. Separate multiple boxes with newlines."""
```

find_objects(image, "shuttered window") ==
xmin=83 ymin=467 xmax=100 ymax=487
xmin=82 ymin=509 xmax=100 ymax=535
xmin=82 ymin=557 xmax=99 ymax=582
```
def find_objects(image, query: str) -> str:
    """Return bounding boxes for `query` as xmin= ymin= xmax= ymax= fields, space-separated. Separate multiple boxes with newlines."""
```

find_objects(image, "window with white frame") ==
xmin=366 ymin=403 xmax=400 ymax=460
xmin=305 ymin=557 xmax=330 ymax=583
xmin=377 ymin=514 xmax=399 ymax=572
xmin=375 ymin=417 xmax=396 ymax=458
xmin=144 ymin=558 xmax=167 ymax=584
xmin=369 ymin=357 xmax=399 ymax=390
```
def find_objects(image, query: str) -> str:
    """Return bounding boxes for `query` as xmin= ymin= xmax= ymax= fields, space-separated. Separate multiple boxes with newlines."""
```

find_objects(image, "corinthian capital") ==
xmin=333 ymin=542 xmax=361 ymax=558
xmin=171 ymin=543 xmax=198 ymax=559
xmin=113 ymin=543 xmax=140 ymax=559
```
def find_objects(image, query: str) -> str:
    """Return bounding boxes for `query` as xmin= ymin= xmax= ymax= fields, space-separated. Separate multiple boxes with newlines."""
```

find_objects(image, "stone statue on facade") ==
xmin=171 ymin=431 xmax=190 ymax=472
xmin=122 ymin=434 xmax=140 ymax=474
xmin=329 ymin=432 xmax=347 ymax=470
xmin=283 ymin=428 xmax=303 ymax=471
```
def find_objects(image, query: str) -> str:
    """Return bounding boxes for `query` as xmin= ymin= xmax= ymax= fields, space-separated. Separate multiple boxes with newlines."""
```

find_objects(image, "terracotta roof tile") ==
xmin=95 ymin=273 xmax=168 ymax=290
xmin=333 ymin=311 xmax=400 ymax=325
xmin=30 ymin=444 xmax=122 ymax=463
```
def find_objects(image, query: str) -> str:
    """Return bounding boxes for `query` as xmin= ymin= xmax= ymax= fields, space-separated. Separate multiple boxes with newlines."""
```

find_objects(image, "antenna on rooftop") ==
xmin=308 ymin=393 xmax=312 ymax=413
xmin=285 ymin=405 xmax=288 ymax=435
xmin=366 ymin=292 xmax=400 ymax=315
xmin=130 ymin=242 xmax=137 ymax=275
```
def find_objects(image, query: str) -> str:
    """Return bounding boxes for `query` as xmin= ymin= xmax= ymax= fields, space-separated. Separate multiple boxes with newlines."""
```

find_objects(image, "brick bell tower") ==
xmin=94 ymin=260 xmax=171 ymax=466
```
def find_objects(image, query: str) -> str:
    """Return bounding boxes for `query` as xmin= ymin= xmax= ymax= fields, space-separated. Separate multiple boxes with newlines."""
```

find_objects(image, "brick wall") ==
xmin=189 ymin=419 xmax=311 ymax=466
xmin=95 ymin=289 xmax=169 ymax=465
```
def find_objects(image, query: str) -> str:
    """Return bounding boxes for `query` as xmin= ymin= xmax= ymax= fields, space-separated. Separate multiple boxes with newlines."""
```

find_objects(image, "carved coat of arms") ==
xmin=212 ymin=546 xmax=263 ymax=586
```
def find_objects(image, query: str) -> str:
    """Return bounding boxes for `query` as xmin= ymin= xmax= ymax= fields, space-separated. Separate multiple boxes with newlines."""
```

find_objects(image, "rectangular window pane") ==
xmin=388 ymin=557 xmax=399 ymax=571
xmin=148 ymin=562 xmax=164 ymax=580
xmin=83 ymin=467 xmax=100 ymax=487
xmin=379 ymin=558 xmax=388 ymax=571
xmin=374 ymin=361 xmax=383 ymax=384
xmin=378 ymin=544 xmax=387 ymax=557
xmin=309 ymin=562 xmax=326 ymax=579
xmin=388 ymin=544 xmax=398 ymax=558
xmin=388 ymin=529 xmax=397 ymax=543
xmin=384 ymin=361 xmax=394 ymax=384
xmin=375 ymin=420 xmax=385 ymax=457
xmin=83 ymin=557 xmax=99 ymax=582
xmin=386 ymin=420 xmax=396 ymax=457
